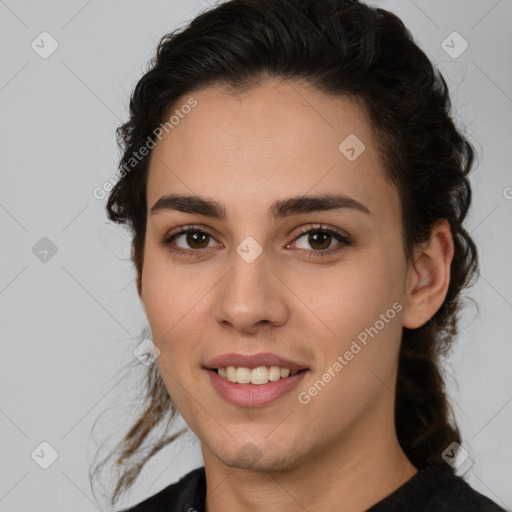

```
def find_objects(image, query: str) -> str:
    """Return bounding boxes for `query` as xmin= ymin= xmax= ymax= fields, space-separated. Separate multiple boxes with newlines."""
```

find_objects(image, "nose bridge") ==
xmin=213 ymin=242 xmax=288 ymax=331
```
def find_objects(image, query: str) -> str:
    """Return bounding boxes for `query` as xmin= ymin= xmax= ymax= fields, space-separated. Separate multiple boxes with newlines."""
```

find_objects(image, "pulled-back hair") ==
xmin=92 ymin=0 xmax=478 ymax=506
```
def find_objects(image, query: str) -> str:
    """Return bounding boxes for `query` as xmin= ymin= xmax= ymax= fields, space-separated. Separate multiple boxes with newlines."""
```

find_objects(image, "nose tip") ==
xmin=213 ymin=258 xmax=289 ymax=333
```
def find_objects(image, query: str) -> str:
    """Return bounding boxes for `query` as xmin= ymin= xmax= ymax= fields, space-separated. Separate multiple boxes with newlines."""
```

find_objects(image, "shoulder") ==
xmin=423 ymin=467 xmax=507 ymax=511
xmin=368 ymin=464 xmax=507 ymax=512
xmin=119 ymin=466 xmax=206 ymax=512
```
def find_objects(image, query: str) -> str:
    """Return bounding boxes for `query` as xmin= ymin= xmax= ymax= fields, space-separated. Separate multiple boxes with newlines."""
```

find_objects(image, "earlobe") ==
xmin=402 ymin=219 xmax=454 ymax=329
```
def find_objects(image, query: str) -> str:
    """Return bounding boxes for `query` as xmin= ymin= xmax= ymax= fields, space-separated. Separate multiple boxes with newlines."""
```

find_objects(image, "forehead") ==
xmin=146 ymin=79 xmax=399 ymax=223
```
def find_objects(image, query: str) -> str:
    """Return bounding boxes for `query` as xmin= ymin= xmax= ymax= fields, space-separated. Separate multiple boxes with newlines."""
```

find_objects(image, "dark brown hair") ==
xmin=92 ymin=0 xmax=478 ymax=506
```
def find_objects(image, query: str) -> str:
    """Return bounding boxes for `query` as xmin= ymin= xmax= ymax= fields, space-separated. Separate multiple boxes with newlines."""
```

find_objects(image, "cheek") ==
xmin=298 ymin=281 xmax=403 ymax=429
xmin=140 ymin=250 xmax=215 ymax=367
xmin=141 ymin=247 xmax=196 ymax=330
xmin=295 ymin=249 xmax=405 ymax=395
xmin=301 ymin=255 xmax=403 ymax=337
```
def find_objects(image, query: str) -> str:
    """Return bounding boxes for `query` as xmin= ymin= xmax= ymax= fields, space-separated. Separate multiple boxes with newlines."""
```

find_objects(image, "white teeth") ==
xmin=250 ymin=366 xmax=268 ymax=385
xmin=216 ymin=365 xmax=299 ymax=385
xmin=268 ymin=365 xmax=281 ymax=381
xmin=235 ymin=367 xmax=251 ymax=384
xmin=226 ymin=366 xmax=237 ymax=383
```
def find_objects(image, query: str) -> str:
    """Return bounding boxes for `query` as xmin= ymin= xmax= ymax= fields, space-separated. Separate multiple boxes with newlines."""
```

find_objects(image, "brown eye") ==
xmin=293 ymin=229 xmax=347 ymax=252
xmin=307 ymin=231 xmax=333 ymax=250
xmin=160 ymin=227 xmax=218 ymax=254
xmin=183 ymin=231 xmax=210 ymax=249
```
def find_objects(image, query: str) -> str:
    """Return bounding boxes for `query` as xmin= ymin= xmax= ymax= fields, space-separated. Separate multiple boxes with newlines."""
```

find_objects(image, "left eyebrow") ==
xmin=150 ymin=193 xmax=372 ymax=220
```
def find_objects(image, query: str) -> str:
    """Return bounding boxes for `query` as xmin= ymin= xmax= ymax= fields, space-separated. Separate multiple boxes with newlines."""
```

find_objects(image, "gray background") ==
xmin=0 ymin=0 xmax=511 ymax=510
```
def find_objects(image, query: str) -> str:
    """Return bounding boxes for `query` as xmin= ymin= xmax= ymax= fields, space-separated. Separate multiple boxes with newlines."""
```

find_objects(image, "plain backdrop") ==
xmin=0 ymin=0 xmax=511 ymax=510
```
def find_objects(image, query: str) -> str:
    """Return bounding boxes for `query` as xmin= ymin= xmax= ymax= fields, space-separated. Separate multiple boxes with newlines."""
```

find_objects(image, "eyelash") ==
xmin=160 ymin=224 xmax=352 ymax=259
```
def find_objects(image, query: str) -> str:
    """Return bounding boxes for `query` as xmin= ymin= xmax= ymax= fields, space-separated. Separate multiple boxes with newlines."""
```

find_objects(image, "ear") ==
xmin=402 ymin=219 xmax=454 ymax=329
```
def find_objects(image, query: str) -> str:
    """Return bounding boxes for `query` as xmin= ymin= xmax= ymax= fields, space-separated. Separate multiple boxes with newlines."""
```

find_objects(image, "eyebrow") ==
xmin=150 ymin=193 xmax=372 ymax=220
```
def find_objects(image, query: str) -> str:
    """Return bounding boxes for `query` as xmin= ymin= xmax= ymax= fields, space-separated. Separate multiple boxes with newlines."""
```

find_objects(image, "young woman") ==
xmin=93 ymin=0 xmax=506 ymax=510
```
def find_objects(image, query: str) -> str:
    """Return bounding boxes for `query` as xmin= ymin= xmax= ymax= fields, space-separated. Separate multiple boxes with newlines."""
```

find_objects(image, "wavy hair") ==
xmin=91 ymin=0 xmax=478 ymax=506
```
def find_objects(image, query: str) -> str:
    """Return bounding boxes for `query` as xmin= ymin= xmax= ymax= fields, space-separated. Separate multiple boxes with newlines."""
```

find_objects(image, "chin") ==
xmin=217 ymin=441 xmax=304 ymax=473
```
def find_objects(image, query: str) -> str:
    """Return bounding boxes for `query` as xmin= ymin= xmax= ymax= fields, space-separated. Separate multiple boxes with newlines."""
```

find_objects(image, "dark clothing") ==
xmin=120 ymin=464 xmax=507 ymax=511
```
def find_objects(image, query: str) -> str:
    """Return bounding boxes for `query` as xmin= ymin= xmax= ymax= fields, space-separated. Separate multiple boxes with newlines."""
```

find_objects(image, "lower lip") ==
xmin=206 ymin=369 xmax=308 ymax=407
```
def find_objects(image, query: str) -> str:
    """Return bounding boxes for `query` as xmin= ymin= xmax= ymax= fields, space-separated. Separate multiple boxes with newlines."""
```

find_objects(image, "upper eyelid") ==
xmin=293 ymin=224 xmax=351 ymax=240
xmin=164 ymin=224 xmax=350 ymax=248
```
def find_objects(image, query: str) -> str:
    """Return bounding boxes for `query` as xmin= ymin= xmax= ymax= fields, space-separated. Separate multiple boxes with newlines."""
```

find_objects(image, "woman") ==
xmin=93 ymin=0 xmax=506 ymax=510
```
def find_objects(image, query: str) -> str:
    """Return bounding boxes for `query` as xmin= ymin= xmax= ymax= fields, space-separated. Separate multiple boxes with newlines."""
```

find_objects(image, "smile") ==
xmin=207 ymin=367 xmax=308 ymax=407
xmin=216 ymin=365 xmax=299 ymax=385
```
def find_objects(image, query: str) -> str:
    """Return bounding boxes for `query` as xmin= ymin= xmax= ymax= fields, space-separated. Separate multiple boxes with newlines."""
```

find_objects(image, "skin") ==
xmin=138 ymin=79 xmax=454 ymax=511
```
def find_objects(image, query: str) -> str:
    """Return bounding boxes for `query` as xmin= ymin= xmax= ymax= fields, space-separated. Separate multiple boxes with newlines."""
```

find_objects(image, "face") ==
xmin=139 ymin=79 xmax=413 ymax=472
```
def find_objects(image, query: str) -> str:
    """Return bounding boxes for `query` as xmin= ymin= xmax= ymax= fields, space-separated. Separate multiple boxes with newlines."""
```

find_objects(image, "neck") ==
xmin=202 ymin=398 xmax=417 ymax=512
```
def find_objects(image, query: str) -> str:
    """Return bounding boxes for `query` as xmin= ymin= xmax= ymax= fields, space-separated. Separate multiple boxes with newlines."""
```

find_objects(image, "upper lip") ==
xmin=204 ymin=352 xmax=309 ymax=373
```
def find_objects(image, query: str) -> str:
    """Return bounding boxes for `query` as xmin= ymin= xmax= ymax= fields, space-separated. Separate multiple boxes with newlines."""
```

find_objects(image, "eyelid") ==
xmin=159 ymin=224 xmax=221 ymax=247
xmin=286 ymin=224 xmax=352 ymax=257
xmin=160 ymin=223 xmax=352 ymax=257
xmin=292 ymin=223 xmax=352 ymax=244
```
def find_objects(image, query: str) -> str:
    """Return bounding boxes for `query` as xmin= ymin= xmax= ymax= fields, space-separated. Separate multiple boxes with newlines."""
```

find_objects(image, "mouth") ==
xmin=212 ymin=365 xmax=306 ymax=385
xmin=203 ymin=353 xmax=309 ymax=407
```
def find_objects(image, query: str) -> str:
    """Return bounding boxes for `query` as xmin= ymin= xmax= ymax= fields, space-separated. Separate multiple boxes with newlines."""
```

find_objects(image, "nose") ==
xmin=212 ymin=247 xmax=290 ymax=335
